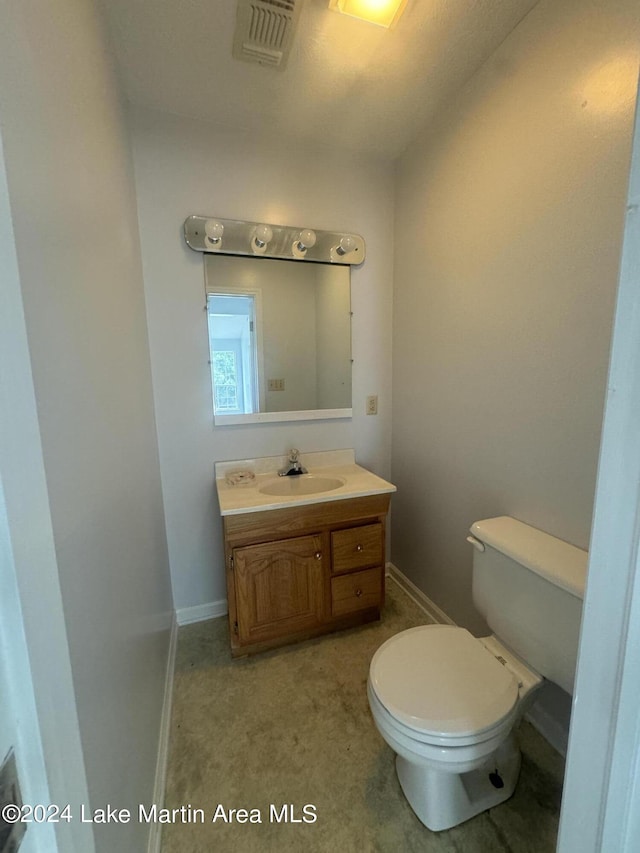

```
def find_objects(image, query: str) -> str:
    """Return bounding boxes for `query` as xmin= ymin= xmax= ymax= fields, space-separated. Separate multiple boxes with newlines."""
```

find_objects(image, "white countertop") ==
xmin=215 ymin=449 xmax=396 ymax=516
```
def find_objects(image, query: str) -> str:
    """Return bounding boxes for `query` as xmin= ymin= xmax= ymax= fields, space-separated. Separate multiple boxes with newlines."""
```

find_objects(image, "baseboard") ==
xmin=525 ymin=701 xmax=569 ymax=758
xmin=386 ymin=562 xmax=457 ymax=626
xmin=175 ymin=598 xmax=228 ymax=626
xmin=147 ymin=612 xmax=178 ymax=853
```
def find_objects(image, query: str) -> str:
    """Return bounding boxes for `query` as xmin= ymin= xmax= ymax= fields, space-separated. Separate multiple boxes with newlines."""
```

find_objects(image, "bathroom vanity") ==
xmin=215 ymin=451 xmax=395 ymax=657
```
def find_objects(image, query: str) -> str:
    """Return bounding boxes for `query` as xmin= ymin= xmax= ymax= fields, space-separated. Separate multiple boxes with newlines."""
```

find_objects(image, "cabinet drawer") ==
xmin=331 ymin=523 xmax=382 ymax=574
xmin=331 ymin=567 xmax=382 ymax=617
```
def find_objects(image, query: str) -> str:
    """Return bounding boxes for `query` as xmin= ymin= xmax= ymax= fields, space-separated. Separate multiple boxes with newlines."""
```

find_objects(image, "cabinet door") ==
xmin=234 ymin=534 xmax=324 ymax=645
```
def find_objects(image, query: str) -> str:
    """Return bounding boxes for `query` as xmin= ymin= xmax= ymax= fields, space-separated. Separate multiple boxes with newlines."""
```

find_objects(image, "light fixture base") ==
xmin=185 ymin=216 xmax=365 ymax=265
xmin=328 ymin=0 xmax=408 ymax=29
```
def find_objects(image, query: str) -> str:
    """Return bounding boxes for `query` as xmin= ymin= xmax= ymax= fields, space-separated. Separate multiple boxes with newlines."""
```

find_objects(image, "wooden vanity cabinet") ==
xmin=222 ymin=493 xmax=391 ymax=657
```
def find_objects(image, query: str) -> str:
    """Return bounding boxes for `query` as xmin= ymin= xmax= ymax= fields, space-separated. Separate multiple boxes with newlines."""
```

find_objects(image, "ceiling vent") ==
xmin=232 ymin=0 xmax=302 ymax=71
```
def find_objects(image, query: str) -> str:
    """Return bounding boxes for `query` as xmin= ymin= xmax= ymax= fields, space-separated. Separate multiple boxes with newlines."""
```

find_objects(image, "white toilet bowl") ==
xmin=369 ymin=517 xmax=587 ymax=831
xmin=368 ymin=623 xmax=542 ymax=831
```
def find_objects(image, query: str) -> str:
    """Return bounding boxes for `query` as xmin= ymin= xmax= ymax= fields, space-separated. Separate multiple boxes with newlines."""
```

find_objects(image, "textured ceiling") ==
xmin=99 ymin=0 xmax=540 ymax=159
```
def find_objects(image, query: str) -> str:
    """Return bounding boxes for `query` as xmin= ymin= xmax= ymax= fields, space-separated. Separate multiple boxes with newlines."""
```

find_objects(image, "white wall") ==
xmin=248 ymin=261 xmax=351 ymax=412
xmin=0 ymin=1 xmax=173 ymax=850
xmin=392 ymin=0 xmax=639 ymax=634
xmin=0 ymin=483 xmax=53 ymax=853
xmin=558 ymin=83 xmax=640 ymax=853
xmin=316 ymin=265 xmax=352 ymax=409
xmin=130 ymin=107 xmax=394 ymax=612
xmin=0 ymin=128 xmax=78 ymax=853
xmin=260 ymin=266 xmax=317 ymax=413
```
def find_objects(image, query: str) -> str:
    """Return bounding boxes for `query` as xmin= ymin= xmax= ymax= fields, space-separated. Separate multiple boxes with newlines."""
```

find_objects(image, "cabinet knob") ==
xmin=314 ymin=551 xmax=322 ymax=560
xmin=356 ymin=544 xmax=363 ymax=552
xmin=355 ymin=588 xmax=362 ymax=597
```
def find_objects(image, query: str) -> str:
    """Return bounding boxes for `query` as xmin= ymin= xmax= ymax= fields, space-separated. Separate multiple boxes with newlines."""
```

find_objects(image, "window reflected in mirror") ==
xmin=208 ymin=293 xmax=258 ymax=416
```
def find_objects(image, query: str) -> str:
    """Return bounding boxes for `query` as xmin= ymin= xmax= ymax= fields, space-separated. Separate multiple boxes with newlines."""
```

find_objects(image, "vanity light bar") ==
xmin=184 ymin=215 xmax=365 ymax=265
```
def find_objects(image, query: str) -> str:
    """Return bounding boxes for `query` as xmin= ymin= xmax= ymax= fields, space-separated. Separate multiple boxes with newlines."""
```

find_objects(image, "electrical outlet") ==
xmin=366 ymin=395 xmax=378 ymax=415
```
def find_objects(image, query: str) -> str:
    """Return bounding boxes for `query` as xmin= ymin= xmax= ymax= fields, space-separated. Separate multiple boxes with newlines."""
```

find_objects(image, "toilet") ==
xmin=367 ymin=516 xmax=587 ymax=832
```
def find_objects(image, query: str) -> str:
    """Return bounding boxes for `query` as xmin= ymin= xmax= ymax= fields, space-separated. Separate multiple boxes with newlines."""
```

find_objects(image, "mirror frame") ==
xmin=185 ymin=215 xmax=364 ymax=426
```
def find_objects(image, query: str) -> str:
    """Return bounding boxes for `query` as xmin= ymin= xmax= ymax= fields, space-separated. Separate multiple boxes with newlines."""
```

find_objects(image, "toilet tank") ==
xmin=469 ymin=516 xmax=587 ymax=695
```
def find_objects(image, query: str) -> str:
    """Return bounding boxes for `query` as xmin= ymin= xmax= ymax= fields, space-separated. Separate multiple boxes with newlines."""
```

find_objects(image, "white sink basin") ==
xmin=258 ymin=475 xmax=345 ymax=497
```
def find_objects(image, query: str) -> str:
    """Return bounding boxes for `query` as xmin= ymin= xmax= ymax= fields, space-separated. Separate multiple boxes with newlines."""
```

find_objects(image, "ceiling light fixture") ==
xmin=328 ymin=0 xmax=408 ymax=29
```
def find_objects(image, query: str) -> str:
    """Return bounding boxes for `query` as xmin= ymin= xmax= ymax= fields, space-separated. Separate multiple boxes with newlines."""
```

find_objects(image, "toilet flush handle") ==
xmin=466 ymin=535 xmax=485 ymax=553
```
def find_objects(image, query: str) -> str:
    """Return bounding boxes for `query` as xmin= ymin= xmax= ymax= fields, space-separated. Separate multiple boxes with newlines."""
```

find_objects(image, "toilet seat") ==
xmin=369 ymin=625 xmax=519 ymax=742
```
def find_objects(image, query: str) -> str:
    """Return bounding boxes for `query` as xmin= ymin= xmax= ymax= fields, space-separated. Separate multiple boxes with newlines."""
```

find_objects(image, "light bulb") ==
xmin=254 ymin=224 xmax=273 ymax=247
xmin=336 ymin=235 xmax=356 ymax=255
xmin=295 ymin=229 xmax=317 ymax=253
xmin=204 ymin=219 xmax=224 ymax=243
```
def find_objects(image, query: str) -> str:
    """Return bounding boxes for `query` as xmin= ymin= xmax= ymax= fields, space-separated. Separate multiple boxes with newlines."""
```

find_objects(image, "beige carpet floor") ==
xmin=161 ymin=580 xmax=564 ymax=852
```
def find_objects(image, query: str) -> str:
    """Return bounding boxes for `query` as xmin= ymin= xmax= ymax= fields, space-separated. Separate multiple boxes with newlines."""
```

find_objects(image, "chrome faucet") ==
xmin=278 ymin=448 xmax=307 ymax=476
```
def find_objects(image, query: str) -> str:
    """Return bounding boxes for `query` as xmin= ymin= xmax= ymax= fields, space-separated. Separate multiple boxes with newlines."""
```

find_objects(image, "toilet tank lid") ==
xmin=470 ymin=516 xmax=587 ymax=600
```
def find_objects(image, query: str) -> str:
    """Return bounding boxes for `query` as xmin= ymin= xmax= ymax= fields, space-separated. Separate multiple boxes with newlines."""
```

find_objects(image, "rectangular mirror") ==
xmin=205 ymin=254 xmax=352 ymax=425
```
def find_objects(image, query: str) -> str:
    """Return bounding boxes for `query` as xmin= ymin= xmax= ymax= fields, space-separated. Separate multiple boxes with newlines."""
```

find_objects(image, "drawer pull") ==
xmin=355 ymin=588 xmax=362 ymax=597
xmin=314 ymin=551 xmax=322 ymax=560
xmin=356 ymin=544 xmax=363 ymax=552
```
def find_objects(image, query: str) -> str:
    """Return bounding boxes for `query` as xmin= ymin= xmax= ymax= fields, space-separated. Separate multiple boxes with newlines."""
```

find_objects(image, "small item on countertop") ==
xmin=225 ymin=469 xmax=256 ymax=487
